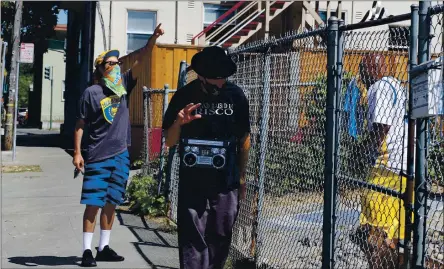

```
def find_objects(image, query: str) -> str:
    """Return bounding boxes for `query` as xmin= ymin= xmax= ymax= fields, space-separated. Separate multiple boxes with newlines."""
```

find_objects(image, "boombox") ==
xmin=179 ymin=138 xmax=237 ymax=170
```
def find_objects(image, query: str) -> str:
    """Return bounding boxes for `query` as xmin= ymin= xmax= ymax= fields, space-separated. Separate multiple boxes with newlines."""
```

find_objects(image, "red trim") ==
xmin=191 ymin=1 xmax=246 ymax=44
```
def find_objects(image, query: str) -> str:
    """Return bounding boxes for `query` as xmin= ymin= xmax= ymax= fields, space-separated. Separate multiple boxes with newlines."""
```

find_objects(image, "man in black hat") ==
xmin=162 ymin=46 xmax=251 ymax=269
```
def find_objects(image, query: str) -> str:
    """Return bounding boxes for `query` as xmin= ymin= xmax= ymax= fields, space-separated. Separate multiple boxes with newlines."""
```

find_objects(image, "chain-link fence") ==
xmin=425 ymin=4 xmax=444 ymax=269
xmin=138 ymin=3 xmax=444 ymax=268
xmin=227 ymin=32 xmax=330 ymax=268
xmin=334 ymin=19 xmax=411 ymax=269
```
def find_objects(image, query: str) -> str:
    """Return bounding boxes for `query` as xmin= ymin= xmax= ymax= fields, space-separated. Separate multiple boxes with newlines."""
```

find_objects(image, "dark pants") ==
xmin=177 ymin=173 xmax=239 ymax=269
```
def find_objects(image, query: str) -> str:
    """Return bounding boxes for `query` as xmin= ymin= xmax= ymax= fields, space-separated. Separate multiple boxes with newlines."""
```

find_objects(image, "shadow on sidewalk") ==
xmin=1 ymin=128 xmax=67 ymax=149
xmin=116 ymin=210 xmax=179 ymax=269
xmin=7 ymin=255 xmax=81 ymax=267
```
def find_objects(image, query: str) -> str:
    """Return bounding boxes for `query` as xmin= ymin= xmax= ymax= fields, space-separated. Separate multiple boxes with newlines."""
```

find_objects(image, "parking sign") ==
xmin=20 ymin=43 xmax=34 ymax=63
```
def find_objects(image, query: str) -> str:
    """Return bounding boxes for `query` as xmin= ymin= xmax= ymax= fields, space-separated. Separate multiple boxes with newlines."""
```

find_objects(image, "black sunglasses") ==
xmin=104 ymin=61 xmax=122 ymax=66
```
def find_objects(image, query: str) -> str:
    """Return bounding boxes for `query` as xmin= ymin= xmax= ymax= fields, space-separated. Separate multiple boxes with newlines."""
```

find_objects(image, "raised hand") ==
xmin=153 ymin=23 xmax=164 ymax=38
xmin=176 ymin=103 xmax=202 ymax=126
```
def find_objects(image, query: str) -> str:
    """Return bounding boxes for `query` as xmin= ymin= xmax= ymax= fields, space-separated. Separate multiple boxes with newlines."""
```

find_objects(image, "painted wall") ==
xmin=93 ymin=1 xmax=204 ymax=59
xmin=305 ymin=1 xmax=417 ymax=26
xmin=41 ymin=48 xmax=66 ymax=129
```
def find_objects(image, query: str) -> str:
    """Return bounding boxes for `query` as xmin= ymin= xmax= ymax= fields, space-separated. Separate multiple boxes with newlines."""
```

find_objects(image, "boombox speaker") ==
xmin=179 ymin=138 xmax=237 ymax=170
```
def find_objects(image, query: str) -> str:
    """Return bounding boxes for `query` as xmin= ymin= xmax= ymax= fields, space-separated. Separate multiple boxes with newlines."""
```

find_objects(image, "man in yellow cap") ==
xmin=73 ymin=24 xmax=164 ymax=267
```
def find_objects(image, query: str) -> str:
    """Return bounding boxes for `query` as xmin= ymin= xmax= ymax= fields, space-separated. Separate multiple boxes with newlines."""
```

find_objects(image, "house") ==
xmin=92 ymin=1 xmax=205 ymax=57
xmin=193 ymin=1 xmax=420 ymax=48
xmin=59 ymin=1 xmax=440 ymax=160
xmin=40 ymin=24 xmax=67 ymax=130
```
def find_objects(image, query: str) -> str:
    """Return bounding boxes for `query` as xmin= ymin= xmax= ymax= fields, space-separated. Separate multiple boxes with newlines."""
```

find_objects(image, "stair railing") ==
xmin=191 ymin=1 xmax=245 ymax=45
xmin=213 ymin=7 xmax=265 ymax=46
xmin=206 ymin=1 xmax=261 ymax=45
xmin=212 ymin=0 xmax=282 ymax=47
xmin=193 ymin=1 xmax=282 ymax=47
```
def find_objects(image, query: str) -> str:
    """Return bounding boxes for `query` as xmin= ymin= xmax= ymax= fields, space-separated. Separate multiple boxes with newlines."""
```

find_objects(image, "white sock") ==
xmin=98 ymin=230 xmax=111 ymax=251
xmin=83 ymin=232 xmax=94 ymax=252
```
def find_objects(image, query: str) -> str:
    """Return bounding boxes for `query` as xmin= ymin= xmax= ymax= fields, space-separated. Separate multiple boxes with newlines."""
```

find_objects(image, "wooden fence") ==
xmin=119 ymin=43 xmax=203 ymax=161
xmin=119 ymin=43 xmax=203 ymax=127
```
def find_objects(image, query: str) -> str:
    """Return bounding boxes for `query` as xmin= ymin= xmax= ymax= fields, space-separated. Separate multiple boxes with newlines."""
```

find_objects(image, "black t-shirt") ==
xmin=77 ymin=70 xmax=137 ymax=163
xmin=162 ymin=79 xmax=250 ymax=140
xmin=162 ymin=79 xmax=250 ymax=185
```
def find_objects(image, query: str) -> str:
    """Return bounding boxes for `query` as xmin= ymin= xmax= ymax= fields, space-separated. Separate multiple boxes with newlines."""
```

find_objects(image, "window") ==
xmin=318 ymin=10 xmax=346 ymax=24
xmin=127 ymin=10 xmax=157 ymax=53
xmin=203 ymin=4 xmax=235 ymax=26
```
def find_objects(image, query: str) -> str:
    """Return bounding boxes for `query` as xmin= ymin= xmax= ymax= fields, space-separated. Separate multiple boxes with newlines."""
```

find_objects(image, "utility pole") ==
xmin=4 ymin=0 xmax=23 ymax=151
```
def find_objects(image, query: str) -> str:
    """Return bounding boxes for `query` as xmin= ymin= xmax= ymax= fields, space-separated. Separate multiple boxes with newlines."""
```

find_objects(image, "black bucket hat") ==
xmin=191 ymin=46 xmax=237 ymax=79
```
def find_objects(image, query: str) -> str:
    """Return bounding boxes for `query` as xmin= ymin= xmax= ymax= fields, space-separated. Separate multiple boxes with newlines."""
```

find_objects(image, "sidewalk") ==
xmin=1 ymin=129 xmax=179 ymax=268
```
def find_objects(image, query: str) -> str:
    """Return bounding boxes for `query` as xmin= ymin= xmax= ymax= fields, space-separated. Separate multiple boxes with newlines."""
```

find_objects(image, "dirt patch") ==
xmin=1 ymin=165 xmax=42 ymax=173
xmin=117 ymin=205 xmax=177 ymax=234
xmin=145 ymin=216 xmax=177 ymax=233
xmin=262 ymin=192 xmax=324 ymax=218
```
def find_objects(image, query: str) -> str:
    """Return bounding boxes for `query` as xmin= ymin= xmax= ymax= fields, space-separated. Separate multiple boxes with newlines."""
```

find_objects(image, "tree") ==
xmin=18 ymin=63 xmax=33 ymax=107
xmin=1 ymin=1 xmax=60 ymax=73
xmin=2 ymin=1 xmax=60 ymax=124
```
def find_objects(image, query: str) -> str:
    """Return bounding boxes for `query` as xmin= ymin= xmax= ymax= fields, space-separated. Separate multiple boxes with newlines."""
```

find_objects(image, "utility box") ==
xmin=410 ymin=56 xmax=443 ymax=119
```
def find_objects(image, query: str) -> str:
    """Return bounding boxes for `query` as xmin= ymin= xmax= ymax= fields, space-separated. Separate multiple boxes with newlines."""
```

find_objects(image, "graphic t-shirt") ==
xmin=162 ymin=80 xmax=251 ymax=182
xmin=367 ymin=76 xmax=410 ymax=174
xmin=77 ymin=70 xmax=137 ymax=163
xmin=162 ymin=79 xmax=250 ymax=141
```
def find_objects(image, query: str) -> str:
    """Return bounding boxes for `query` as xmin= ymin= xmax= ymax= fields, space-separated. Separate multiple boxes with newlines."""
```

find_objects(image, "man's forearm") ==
xmin=131 ymin=35 xmax=157 ymax=80
xmin=137 ymin=36 xmax=156 ymax=62
xmin=165 ymin=121 xmax=181 ymax=147
xmin=238 ymin=134 xmax=251 ymax=181
xmin=74 ymin=121 xmax=84 ymax=155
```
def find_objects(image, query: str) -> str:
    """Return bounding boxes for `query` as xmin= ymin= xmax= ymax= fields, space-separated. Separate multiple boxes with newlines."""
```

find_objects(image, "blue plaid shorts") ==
xmin=80 ymin=150 xmax=130 ymax=207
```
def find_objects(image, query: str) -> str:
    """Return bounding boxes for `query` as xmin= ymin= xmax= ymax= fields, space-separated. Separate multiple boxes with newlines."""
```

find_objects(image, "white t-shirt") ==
xmin=367 ymin=76 xmax=409 ymax=174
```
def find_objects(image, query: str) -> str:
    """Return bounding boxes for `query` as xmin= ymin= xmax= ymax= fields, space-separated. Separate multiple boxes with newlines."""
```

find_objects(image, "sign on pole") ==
xmin=19 ymin=43 xmax=34 ymax=63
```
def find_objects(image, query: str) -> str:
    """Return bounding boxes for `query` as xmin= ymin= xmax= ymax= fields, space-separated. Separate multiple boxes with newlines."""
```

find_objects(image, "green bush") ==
xmin=126 ymin=173 xmax=167 ymax=217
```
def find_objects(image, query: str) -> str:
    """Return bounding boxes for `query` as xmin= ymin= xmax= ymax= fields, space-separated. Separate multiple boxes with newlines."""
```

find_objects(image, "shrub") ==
xmin=126 ymin=173 xmax=167 ymax=217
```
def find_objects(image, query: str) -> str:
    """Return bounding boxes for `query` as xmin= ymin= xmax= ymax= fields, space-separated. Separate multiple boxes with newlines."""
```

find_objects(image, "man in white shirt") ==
xmin=355 ymin=54 xmax=410 ymax=269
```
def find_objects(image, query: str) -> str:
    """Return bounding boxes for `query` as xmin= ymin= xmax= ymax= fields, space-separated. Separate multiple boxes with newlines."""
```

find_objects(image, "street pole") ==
xmin=0 ymin=42 xmax=7 ymax=153
xmin=12 ymin=63 xmax=19 ymax=161
xmin=49 ymin=66 xmax=53 ymax=130
xmin=413 ymin=1 xmax=431 ymax=267
xmin=4 ymin=0 xmax=23 ymax=151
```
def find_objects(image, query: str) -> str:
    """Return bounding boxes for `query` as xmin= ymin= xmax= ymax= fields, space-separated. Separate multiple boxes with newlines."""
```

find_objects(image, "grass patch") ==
xmin=1 ymin=165 xmax=42 ymax=173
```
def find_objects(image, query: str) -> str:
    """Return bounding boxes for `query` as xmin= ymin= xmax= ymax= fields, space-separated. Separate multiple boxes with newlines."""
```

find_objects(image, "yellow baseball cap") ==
xmin=94 ymin=49 xmax=120 ymax=67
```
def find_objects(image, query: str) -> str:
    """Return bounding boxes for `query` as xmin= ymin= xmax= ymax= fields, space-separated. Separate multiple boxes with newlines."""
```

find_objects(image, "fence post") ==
xmin=331 ymin=19 xmax=344 ymax=268
xmin=142 ymin=86 xmax=151 ymax=175
xmin=404 ymin=5 xmax=419 ymax=269
xmin=164 ymin=60 xmax=187 ymax=214
xmin=157 ymin=84 xmax=170 ymax=195
xmin=254 ymin=51 xmax=271 ymax=265
xmin=413 ymin=1 xmax=431 ymax=268
xmin=323 ymin=16 xmax=339 ymax=269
